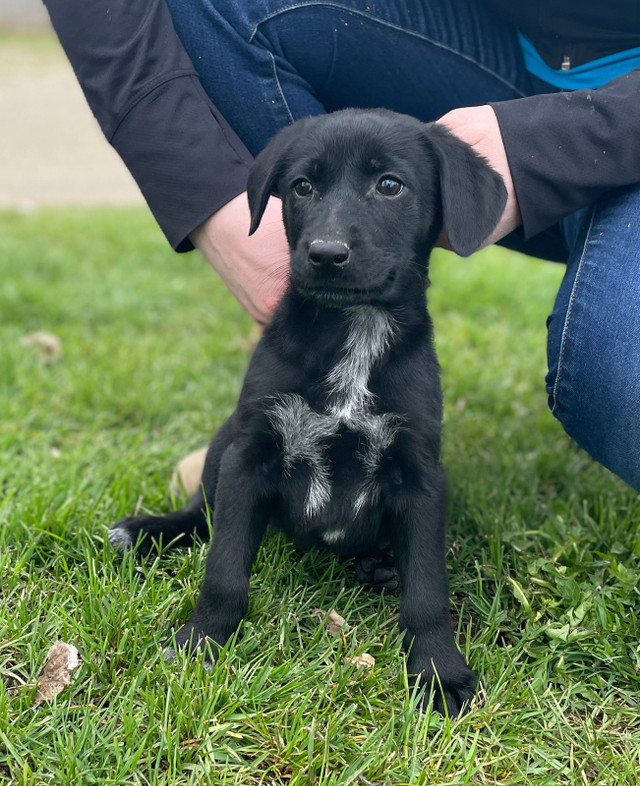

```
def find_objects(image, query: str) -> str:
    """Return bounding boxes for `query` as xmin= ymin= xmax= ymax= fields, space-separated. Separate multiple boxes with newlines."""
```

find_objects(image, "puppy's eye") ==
xmin=376 ymin=177 xmax=404 ymax=197
xmin=293 ymin=179 xmax=313 ymax=197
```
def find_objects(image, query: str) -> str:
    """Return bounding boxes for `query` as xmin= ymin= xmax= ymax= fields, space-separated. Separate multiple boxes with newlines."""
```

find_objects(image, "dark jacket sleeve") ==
xmin=43 ymin=0 xmax=254 ymax=252
xmin=490 ymin=69 xmax=639 ymax=239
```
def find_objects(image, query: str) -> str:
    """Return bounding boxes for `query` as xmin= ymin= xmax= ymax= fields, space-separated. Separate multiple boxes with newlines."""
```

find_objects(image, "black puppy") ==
xmin=109 ymin=109 xmax=506 ymax=716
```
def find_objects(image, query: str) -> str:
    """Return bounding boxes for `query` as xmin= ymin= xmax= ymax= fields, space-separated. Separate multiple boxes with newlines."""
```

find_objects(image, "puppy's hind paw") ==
xmin=107 ymin=524 xmax=133 ymax=551
xmin=106 ymin=515 xmax=163 ymax=557
xmin=353 ymin=551 xmax=400 ymax=592
xmin=107 ymin=509 xmax=203 ymax=557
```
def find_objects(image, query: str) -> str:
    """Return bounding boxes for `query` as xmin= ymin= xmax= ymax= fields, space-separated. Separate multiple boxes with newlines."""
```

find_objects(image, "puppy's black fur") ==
xmin=109 ymin=109 xmax=506 ymax=716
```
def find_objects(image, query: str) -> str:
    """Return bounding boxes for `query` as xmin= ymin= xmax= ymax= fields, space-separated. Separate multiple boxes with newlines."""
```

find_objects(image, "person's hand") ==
xmin=190 ymin=192 xmax=289 ymax=325
xmin=436 ymin=104 xmax=521 ymax=250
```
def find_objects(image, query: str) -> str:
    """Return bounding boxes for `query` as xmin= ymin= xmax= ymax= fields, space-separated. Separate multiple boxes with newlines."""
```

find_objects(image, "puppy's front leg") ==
xmin=168 ymin=443 xmax=271 ymax=662
xmin=391 ymin=473 xmax=477 ymax=716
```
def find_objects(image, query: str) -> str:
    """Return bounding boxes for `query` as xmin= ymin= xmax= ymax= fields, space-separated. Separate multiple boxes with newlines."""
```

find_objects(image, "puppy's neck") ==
xmin=269 ymin=288 xmax=431 ymax=391
xmin=325 ymin=305 xmax=395 ymax=419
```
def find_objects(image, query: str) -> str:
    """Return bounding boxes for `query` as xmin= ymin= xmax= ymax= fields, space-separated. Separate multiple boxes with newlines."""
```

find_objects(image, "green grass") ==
xmin=0 ymin=207 xmax=638 ymax=786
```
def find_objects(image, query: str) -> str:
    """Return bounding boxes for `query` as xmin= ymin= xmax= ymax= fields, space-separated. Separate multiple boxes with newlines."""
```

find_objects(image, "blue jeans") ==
xmin=166 ymin=0 xmax=639 ymax=489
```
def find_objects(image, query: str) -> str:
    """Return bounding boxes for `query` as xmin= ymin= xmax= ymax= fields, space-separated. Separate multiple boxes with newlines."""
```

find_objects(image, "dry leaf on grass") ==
xmin=34 ymin=641 xmax=80 ymax=705
xmin=20 ymin=331 xmax=63 ymax=362
xmin=311 ymin=607 xmax=346 ymax=636
xmin=344 ymin=653 xmax=375 ymax=670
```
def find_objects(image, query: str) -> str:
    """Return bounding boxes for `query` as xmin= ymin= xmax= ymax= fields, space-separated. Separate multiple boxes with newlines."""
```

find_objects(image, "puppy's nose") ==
xmin=308 ymin=240 xmax=350 ymax=269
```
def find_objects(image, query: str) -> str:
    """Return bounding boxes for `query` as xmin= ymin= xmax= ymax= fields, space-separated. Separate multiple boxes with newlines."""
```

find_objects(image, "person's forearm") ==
xmin=190 ymin=194 xmax=290 ymax=325
xmin=44 ymin=0 xmax=253 ymax=251
xmin=490 ymin=69 xmax=640 ymax=238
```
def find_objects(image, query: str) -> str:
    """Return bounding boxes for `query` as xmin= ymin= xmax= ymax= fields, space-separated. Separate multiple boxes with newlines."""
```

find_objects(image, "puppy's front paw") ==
xmin=408 ymin=646 xmax=477 ymax=718
xmin=163 ymin=622 xmax=222 ymax=665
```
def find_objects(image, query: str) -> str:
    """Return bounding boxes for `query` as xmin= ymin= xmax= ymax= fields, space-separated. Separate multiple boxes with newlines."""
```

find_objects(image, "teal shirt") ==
xmin=518 ymin=33 xmax=640 ymax=90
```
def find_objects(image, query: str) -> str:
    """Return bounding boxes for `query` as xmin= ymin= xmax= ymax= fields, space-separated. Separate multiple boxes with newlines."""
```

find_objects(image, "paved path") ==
xmin=0 ymin=31 xmax=144 ymax=207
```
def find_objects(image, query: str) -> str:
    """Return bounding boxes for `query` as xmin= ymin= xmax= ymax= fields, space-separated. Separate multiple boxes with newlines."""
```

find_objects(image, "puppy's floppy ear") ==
xmin=247 ymin=121 xmax=306 ymax=235
xmin=424 ymin=123 xmax=507 ymax=257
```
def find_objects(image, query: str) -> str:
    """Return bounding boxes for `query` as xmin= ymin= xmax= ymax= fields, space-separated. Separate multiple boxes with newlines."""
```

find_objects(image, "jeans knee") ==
xmin=547 ymin=186 xmax=639 ymax=489
xmin=547 ymin=352 xmax=639 ymax=490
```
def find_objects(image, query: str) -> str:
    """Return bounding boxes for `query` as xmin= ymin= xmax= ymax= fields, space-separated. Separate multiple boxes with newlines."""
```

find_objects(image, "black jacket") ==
xmin=486 ymin=0 xmax=639 ymax=69
xmin=43 ymin=0 xmax=639 ymax=251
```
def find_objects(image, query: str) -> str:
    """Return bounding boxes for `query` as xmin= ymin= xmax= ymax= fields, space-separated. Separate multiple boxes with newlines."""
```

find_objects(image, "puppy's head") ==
xmin=248 ymin=109 xmax=506 ymax=307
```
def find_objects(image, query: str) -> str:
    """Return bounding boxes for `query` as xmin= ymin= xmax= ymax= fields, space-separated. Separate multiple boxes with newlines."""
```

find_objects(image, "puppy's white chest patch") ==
xmin=267 ymin=306 xmax=400 ymax=520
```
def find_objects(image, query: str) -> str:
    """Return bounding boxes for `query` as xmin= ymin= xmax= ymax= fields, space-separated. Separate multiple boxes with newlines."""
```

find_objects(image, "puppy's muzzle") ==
xmin=308 ymin=240 xmax=350 ymax=270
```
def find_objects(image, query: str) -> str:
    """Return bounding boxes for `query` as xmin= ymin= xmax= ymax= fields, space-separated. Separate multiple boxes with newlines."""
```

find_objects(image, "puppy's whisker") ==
xmin=264 ymin=268 xmax=291 ymax=287
xmin=258 ymin=269 xmax=291 ymax=299
xmin=407 ymin=261 xmax=429 ymax=289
